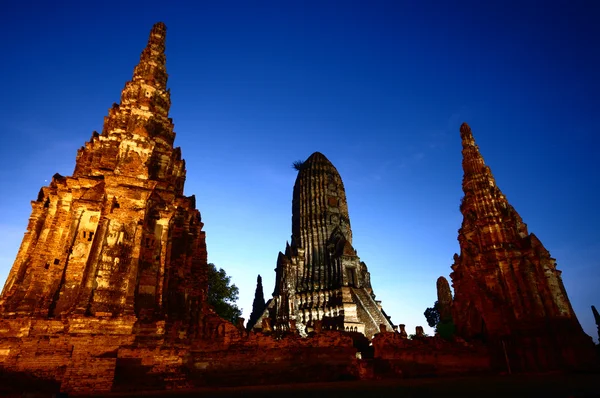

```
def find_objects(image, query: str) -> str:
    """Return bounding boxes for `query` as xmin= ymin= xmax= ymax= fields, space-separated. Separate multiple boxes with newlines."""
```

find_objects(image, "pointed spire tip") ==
xmin=152 ymin=22 xmax=166 ymax=31
xmin=147 ymin=22 xmax=166 ymax=45
xmin=460 ymin=122 xmax=475 ymax=145
xmin=460 ymin=122 xmax=471 ymax=135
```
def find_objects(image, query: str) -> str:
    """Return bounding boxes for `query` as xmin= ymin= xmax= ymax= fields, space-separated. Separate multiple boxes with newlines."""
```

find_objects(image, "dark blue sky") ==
xmin=0 ymin=1 xmax=598 ymax=339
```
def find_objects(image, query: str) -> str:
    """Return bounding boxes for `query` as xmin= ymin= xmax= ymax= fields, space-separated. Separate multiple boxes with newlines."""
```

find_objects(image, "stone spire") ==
xmin=0 ymin=23 xmax=207 ymax=341
xmin=436 ymin=276 xmax=452 ymax=324
xmin=255 ymin=152 xmax=394 ymax=339
xmin=460 ymin=122 xmax=498 ymax=199
xmin=73 ymin=22 xmax=182 ymax=189
xmin=247 ymin=275 xmax=266 ymax=330
xmin=291 ymin=152 xmax=353 ymax=291
xmin=451 ymin=123 xmax=595 ymax=371
xmin=458 ymin=123 xmax=528 ymax=251
xmin=132 ymin=22 xmax=168 ymax=90
xmin=116 ymin=21 xmax=171 ymax=121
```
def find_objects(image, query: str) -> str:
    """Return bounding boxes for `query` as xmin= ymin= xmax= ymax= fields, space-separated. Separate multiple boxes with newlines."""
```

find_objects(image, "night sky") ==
xmin=0 ymin=1 xmax=598 ymax=341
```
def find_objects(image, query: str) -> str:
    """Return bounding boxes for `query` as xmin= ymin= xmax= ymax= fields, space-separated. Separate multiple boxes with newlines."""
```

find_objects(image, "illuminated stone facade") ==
xmin=254 ymin=152 xmax=394 ymax=338
xmin=0 ymin=23 xmax=207 ymax=337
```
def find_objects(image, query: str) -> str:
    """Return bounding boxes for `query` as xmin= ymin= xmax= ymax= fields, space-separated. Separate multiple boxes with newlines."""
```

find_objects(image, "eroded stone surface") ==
xmin=450 ymin=122 xmax=596 ymax=371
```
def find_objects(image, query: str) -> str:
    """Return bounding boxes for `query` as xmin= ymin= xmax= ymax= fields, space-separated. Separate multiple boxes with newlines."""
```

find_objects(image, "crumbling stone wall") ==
xmin=189 ymin=322 xmax=358 ymax=387
xmin=372 ymin=332 xmax=491 ymax=377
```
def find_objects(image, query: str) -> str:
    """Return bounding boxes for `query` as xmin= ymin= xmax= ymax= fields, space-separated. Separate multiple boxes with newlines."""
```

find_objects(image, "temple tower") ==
xmin=450 ymin=122 xmax=595 ymax=370
xmin=255 ymin=152 xmax=393 ymax=338
xmin=0 ymin=23 xmax=207 ymax=338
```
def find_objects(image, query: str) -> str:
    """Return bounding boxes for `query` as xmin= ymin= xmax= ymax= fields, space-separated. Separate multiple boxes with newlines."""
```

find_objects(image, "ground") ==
xmin=101 ymin=373 xmax=596 ymax=398
xmin=3 ymin=372 xmax=600 ymax=397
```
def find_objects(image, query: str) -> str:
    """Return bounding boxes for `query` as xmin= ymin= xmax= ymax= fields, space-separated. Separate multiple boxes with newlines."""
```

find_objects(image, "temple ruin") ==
xmin=251 ymin=152 xmax=394 ymax=338
xmin=0 ymin=22 xmax=596 ymax=396
xmin=0 ymin=22 xmax=207 ymax=340
xmin=450 ymin=122 xmax=596 ymax=371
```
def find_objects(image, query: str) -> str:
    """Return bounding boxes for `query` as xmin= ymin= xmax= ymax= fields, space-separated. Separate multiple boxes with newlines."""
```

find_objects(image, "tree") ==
xmin=292 ymin=160 xmax=304 ymax=171
xmin=436 ymin=319 xmax=456 ymax=340
xmin=207 ymin=263 xmax=242 ymax=323
xmin=424 ymin=301 xmax=440 ymax=329
xmin=424 ymin=300 xmax=455 ymax=339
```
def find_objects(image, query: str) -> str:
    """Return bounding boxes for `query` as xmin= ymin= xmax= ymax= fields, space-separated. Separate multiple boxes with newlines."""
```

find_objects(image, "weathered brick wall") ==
xmin=0 ymin=317 xmax=515 ymax=396
xmin=0 ymin=318 xmax=135 ymax=395
xmin=188 ymin=330 xmax=358 ymax=386
xmin=114 ymin=346 xmax=191 ymax=392
xmin=61 ymin=357 xmax=117 ymax=394
xmin=0 ymin=336 xmax=71 ymax=383
xmin=372 ymin=332 xmax=491 ymax=377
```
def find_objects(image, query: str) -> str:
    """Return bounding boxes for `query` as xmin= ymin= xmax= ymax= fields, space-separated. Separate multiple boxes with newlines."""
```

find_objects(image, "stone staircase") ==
xmin=351 ymin=287 xmax=394 ymax=338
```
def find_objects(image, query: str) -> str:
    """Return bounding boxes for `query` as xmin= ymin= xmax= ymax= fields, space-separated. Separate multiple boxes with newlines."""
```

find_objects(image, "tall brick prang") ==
xmin=0 ymin=22 xmax=207 ymax=339
xmin=450 ymin=122 xmax=596 ymax=371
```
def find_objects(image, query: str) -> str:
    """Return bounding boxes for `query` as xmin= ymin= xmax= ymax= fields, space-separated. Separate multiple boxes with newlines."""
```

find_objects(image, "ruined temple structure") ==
xmin=2 ymin=21 xmax=596 ymax=397
xmin=0 ymin=22 xmax=207 ymax=338
xmin=0 ymin=24 xmax=406 ymax=396
xmin=0 ymin=23 xmax=215 ymax=394
xmin=450 ymin=122 xmax=597 ymax=371
xmin=253 ymin=152 xmax=394 ymax=338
